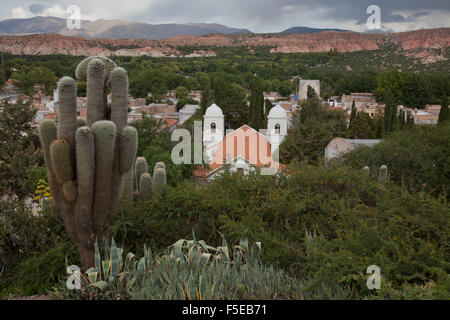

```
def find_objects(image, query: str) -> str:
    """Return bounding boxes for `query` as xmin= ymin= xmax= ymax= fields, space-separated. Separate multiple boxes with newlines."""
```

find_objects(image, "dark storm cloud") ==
xmin=28 ymin=3 xmax=46 ymax=14
xmin=131 ymin=0 xmax=450 ymax=31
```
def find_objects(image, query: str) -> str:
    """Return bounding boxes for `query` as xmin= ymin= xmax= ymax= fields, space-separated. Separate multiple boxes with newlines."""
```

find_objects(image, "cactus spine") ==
xmin=39 ymin=57 xmax=137 ymax=270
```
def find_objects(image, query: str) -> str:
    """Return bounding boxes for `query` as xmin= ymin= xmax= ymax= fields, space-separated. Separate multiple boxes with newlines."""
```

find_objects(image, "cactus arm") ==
xmin=153 ymin=167 xmax=167 ymax=192
xmin=139 ymin=173 xmax=152 ymax=201
xmin=38 ymin=120 xmax=62 ymax=212
xmin=77 ymin=118 xmax=87 ymax=127
xmin=74 ymin=126 xmax=96 ymax=265
xmin=50 ymin=139 xmax=73 ymax=185
xmin=86 ymin=59 xmax=106 ymax=127
xmin=119 ymin=126 xmax=138 ymax=174
xmin=91 ymin=120 xmax=117 ymax=239
xmin=109 ymin=67 xmax=129 ymax=216
xmin=57 ymin=77 xmax=77 ymax=168
xmin=63 ymin=181 xmax=77 ymax=202
xmin=120 ymin=168 xmax=134 ymax=202
xmin=135 ymin=157 xmax=148 ymax=193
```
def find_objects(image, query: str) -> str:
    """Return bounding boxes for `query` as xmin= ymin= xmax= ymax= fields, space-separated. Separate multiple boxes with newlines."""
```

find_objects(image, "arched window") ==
xmin=275 ymin=124 xmax=280 ymax=134
xmin=211 ymin=122 xmax=216 ymax=133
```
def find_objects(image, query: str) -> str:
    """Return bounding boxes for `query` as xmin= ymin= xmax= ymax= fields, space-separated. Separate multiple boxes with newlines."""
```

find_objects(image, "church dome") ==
xmin=205 ymin=103 xmax=223 ymax=117
xmin=268 ymin=104 xmax=287 ymax=118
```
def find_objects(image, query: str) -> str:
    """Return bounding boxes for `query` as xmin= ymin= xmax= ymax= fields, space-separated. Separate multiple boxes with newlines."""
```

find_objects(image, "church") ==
xmin=193 ymin=103 xmax=288 ymax=180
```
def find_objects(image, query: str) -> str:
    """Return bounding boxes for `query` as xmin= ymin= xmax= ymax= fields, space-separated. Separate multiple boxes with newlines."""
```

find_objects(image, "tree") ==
xmin=279 ymin=97 xmax=348 ymax=165
xmin=264 ymin=99 xmax=273 ymax=118
xmin=0 ymin=99 xmax=42 ymax=200
xmin=307 ymin=85 xmax=317 ymax=99
xmin=12 ymin=66 xmax=58 ymax=96
xmin=200 ymin=81 xmax=214 ymax=114
xmin=349 ymin=100 xmax=357 ymax=129
xmin=249 ymin=79 xmax=265 ymax=130
xmin=175 ymin=86 xmax=189 ymax=100
xmin=382 ymin=91 xmax=398 ymax=135
xmin=438 ymin=96 xmax=449 ymax=124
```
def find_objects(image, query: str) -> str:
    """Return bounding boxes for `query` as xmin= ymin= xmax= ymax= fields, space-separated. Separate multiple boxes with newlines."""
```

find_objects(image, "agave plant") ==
xmin=163 ymin=231 xmax=261 ymax=270
xmin=51 ymin=238 xmax=153 ymax=300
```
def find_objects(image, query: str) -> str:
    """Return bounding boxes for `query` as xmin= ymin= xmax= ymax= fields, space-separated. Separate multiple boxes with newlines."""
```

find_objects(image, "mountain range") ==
xmin=0 ymin=16 xmax=252 ymax=40
xmin=0 ymin=16 xmax=360 ymax=40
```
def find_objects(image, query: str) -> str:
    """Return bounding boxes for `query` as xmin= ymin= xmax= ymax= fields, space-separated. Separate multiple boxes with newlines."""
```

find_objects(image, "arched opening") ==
xmin=211 ymin=122 xmax=216 ymax=133
xmin=275 ymin=123 xmax=280 ymax=134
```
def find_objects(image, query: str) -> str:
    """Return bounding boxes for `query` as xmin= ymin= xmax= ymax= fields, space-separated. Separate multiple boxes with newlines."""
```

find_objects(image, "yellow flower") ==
xmin=43 ymin=192 xmax=51 ymax=197
xmin=33 ymin=195 xmax=40 ymax=201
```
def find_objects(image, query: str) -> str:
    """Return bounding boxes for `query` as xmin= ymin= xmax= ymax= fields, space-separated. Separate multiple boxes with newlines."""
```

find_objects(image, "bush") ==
xmin=0 ymin=199 xmax=76 ymax=296
xmin=110 ymin=166 xmax=449 ymax=297
xmin=339 ymin=122 xmax=450 ymax=197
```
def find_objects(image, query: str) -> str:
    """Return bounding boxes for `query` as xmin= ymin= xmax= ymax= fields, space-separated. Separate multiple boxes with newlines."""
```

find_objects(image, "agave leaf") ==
xmin=86 ymin=271 xmax=99 ymax=284
xmin=91 ymin=280 xmax=109 ymax=292
xmin=239 ymin=237 xmax=249 ymax=253
xmin=125 ymin=252 xmax=136 ymax=270
xmin=137 ymin=257 xmax=146 ymax=274
xmin=94 ymin=240 xmax=101 ymax=276
xmin=200 ymin=253 xmax=212 ymax=267
xmin=102 ymin=260 xmax=111 ymax=278
xmin=110 ymin=238 xmax=120 ymax=277
xmin=173 ymin=239 xmax=185 ymax=262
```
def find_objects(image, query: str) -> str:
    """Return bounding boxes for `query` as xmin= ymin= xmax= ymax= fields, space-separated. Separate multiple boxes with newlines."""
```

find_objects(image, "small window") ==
xmin=275 ymin=124 xmax=280 ymax=134
xmin=211 ymin=122 xmax=216 ymax=133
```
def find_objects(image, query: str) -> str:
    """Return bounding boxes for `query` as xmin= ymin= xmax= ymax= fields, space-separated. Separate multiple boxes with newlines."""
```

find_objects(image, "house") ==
xmin=325 ymin=138 xmax=381 ymax=160
xmin=263 ymin=92 xmax=281 ymax=102
xmin=341 ymin=93 xmax=383 ymax=118
xmin=398 ymin=105 xmax=441 ymax=125
xmin=179 ymin=104 xmax=200 ymax=125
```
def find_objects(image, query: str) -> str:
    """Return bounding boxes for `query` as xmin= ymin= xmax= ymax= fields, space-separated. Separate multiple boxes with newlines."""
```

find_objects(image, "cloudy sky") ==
xmin=1 ymin=0 xmax=450 ymax=33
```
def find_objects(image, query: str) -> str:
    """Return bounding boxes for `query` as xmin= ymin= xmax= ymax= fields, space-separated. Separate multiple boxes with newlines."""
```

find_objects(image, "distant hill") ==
xmin=282 ymin=26 xmax=348 ymax=34
xmin=0 ymin=16 xmax=252 ymax=40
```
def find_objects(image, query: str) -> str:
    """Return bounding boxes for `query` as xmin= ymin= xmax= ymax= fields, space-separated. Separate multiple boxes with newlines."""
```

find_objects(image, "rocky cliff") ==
xmin=0 ymin=28 xmax=448 ymax=61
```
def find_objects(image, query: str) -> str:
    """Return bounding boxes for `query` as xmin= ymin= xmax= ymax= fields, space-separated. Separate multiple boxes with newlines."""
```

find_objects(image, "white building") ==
xmin=266 ymin=104 xmax=288 ymax=152
xmin=195 ymin=103 xmax=287 ymax=180
xmin=179 ymin=104 xmax=200 ymax=125
xmin=325 ymin=138 xmax=381 ymax=160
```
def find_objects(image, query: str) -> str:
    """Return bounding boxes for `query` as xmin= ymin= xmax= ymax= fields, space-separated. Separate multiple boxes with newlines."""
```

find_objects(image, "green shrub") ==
xmin=339 ymin=122 xmax=450 ymax=197
xmin=110 ymin=165 xmax=449 ymax=296
xmin=0 ymin=199 xmax=76 ymax=296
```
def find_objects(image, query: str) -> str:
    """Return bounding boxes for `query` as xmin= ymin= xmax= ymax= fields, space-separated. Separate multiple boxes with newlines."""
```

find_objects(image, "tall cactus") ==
xmin=120 ymin=157 xmax=167 ymax=202
xmin=39 ymin=57 xmax=137 ymax=270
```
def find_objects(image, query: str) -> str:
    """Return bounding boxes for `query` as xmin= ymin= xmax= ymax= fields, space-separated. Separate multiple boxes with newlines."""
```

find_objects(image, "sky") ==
xmin=1 ymin=0 xmax=450 ymax=33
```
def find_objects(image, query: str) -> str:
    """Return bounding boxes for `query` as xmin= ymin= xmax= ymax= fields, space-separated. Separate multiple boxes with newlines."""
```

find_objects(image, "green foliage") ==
xmin=438 ymin=96 xmax=449 ymax=124
xmin=0 ymin=99 xmax=42 ymax=199
xmin=0 ymin=198 xmax=76 ymax=296
xmin=375 ymin=70 xmax=445 ymax=108
xmin=249 ymin=78 xmax=265 ymax=130
xmin=340 ymin=122 xmax=450 ymax=197
xmin=12 ymin=66 xmax=58 ymax=95
xmin=279 ymin=97 xmax=348 ymax=165
xmin=130 ymin=113 xmax=195 ymax=186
